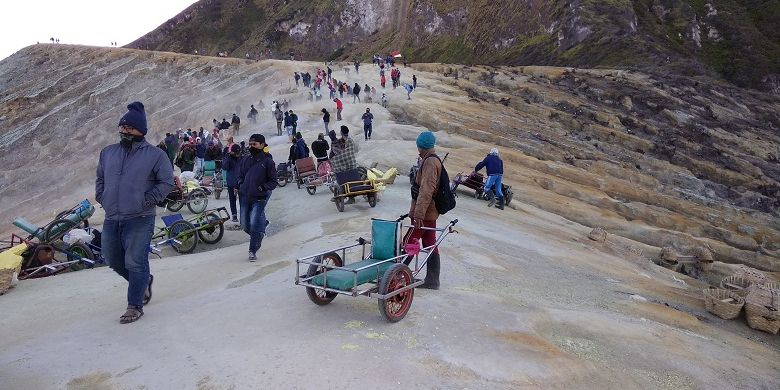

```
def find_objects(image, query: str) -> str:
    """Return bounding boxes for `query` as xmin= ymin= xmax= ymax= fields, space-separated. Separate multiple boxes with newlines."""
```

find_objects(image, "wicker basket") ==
xmin=734 ymin=265 xmax=768 ymax=285
xmin=720 ymin=275 xmax=752 ymax=297
xmin=702 ymin=288 xmax=744 ymax=319
xmin=744 ymin=303 xmax=780 ymax=334
xmin=744 ymin=284 xmax=780 ymax=334
xmin=0 ymin=268 xmax=15 ymax=295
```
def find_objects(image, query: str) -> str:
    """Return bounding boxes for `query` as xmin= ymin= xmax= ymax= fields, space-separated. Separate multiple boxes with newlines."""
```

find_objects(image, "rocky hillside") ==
xmin=0 ymin=44 xmax=778 ymax=273
xmin=127 ymin=0 xmax=780 ymax=92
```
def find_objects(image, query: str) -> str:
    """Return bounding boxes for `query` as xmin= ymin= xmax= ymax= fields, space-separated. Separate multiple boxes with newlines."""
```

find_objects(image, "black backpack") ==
xmin=411 ymin=155 xmax=457 ymax=215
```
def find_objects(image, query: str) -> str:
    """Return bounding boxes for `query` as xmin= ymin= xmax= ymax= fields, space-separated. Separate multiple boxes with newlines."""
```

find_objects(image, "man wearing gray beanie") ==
xmin=96 ymin=101 xmax=174 ymax=324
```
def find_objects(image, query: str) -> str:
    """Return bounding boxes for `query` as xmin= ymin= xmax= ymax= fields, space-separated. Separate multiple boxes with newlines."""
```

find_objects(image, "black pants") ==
xmin=227 ymin=185 xmax=239 ymax=218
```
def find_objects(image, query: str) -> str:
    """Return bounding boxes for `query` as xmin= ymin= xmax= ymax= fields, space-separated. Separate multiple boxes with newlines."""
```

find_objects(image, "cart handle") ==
xmin=396 ymin=214 xmax=409 ymax=222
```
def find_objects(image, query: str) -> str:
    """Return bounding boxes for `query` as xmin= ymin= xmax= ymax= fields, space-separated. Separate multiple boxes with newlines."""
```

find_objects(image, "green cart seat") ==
xmin=310 ymin=219 xmax=401 ymax=291
xmin=202 ymin=160 xmax=216 ymax=176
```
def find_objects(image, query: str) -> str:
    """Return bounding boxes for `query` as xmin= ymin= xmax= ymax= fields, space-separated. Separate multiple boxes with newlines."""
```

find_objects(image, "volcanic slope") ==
xmin=1 ymin=44 xmax=778 ymax=273
xmin=0 ymin=44 xmax=779 ymax=389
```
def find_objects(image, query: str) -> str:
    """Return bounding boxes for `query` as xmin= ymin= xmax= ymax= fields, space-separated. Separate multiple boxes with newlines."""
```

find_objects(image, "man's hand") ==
xmin=233 ymin=188 xmax=239 ymax=195
xmin=412 ymin=218 xmax=422 ymax=229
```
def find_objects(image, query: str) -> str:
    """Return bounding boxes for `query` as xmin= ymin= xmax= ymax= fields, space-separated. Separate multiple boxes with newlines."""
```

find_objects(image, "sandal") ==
xmin=119 ymin=305 xmax=144 ymax=324
xmin=143 ymin=274 xmax=154 ymax=305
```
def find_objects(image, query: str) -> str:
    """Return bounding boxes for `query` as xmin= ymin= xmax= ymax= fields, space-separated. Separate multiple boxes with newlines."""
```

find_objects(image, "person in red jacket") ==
xmin=334 ymin=98 xmax=343 ymax=121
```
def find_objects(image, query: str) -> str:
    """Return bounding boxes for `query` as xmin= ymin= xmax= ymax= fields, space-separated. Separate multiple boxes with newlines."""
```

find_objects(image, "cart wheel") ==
xmin=66 ymin=242 xmax=94 ymax=271
xmin=43 ymin=219 xmax=78 ymax=242
xmin=197 ymin=212 xmax=224 ymax=244
xmin=335 ymin=197 xmax=345 ymax=212
xmin=306 ymin=186 xmax=317 ymax=195
xmin=167 ymin=198 xmax=185 ymax=212
xmin=306 ymin=252 xmax=343 ymax=305
xmin=368 ymin=194 xmax=377 ymax=207
xmin=277 ymin=176 xmax=288 ymax=187
xmin=505 ymin=188 xmax=513 ymax=206
xmin=286 ymin=174 xmax=294 ymax=184
xmin=377 ymin=263 xmax=414 ymax=322
xmin=168 ymin=220 xmax=198 ymax=254
xmin=187 ymin=189 xmax=209 ymax=214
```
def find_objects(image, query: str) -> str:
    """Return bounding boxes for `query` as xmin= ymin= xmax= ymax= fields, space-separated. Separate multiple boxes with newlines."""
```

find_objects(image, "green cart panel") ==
xmin=310 ymin=219 xmax=401 ymax=291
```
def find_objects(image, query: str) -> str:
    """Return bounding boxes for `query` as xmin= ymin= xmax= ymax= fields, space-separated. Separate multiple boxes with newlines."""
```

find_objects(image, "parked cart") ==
xmin=295 ymin=214 xmax=458 ymax=322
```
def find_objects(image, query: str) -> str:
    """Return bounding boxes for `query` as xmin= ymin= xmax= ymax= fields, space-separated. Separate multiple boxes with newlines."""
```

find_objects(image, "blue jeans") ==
xmin=240 ymin=196 xmax=270 ymax=253
xmin=484 ymin=174 xmax=503 ymax=198
xmin=102 ymin=215 xmax=155 ymax=307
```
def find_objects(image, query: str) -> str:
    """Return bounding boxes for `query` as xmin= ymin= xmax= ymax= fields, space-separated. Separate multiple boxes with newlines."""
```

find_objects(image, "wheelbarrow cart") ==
xmin=295 ymin=215 xmax=458 ymax=322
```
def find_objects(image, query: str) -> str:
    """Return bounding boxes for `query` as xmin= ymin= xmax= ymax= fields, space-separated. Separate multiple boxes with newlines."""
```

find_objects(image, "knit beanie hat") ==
xmin=118 ymin=102 xmax=148 ymax=135
xmin=416 ymin=131 xmax=435 ymax=149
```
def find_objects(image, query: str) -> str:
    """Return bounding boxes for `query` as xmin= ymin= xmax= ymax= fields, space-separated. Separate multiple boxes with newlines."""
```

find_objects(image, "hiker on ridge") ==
xmin=237 ymin=134 xmax=277 ymax=262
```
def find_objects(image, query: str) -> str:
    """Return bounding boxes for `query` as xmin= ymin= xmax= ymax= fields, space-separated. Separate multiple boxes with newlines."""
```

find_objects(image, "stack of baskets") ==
xmin=710 ymin=269 xmax=780 ymax=334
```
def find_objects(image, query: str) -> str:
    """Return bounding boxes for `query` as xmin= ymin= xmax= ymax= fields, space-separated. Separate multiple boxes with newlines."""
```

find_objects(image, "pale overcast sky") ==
xmin=0 ymin=0 xmax=198 ymax=61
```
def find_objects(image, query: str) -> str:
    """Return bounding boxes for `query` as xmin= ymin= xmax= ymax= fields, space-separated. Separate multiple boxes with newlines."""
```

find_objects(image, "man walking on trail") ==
xmin=164 ymin=132 xmax=177 ymax=166
xmin=334 ymin=98 xmax=343 ymax=121
xmin=96 ymin=101 xmax=174 ymax=324
xmin=283 ymin=111 xmax=293 ymax=141
xmin=475 ymin=148 xmax=505 ymax=210
xmin=231 ymin=113 xmax=241 ymax=136
xmin=237 ymin=134 xmax=277 ymax=262
xmin=311 ymin=133 xmax=330 ymax=169
xmin=361 ymin=108 xmax=374 ymax=140
xmin=222 ymin=144 xmax=242 ymax=222
xmin=330 ymin=125 xmax=359 ymax=174
xmin=248 ymin=105 xmax=258 ymax=124
xmin=294 ymin=72 xmax=300 ymax=86
xmin=321 ymin=108 xmax=331 ymax=133
xmin=289 ymin=110 xmax=298 ymax=134
xmin=352 ymin=83 xmax=361 ymax=103
xmin=275 ymin=108 xmax=284 ymax=136
xmin=405 ymin=131 xmax=442 ymax=289
xmin=194 ymin=137 xmax=206 ymax=175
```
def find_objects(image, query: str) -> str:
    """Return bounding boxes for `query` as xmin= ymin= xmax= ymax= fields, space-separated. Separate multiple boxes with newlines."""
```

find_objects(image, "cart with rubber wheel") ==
xmin=276 ymin=162 xmax=294 ymax=187
xmin=331 ymin=168 xmax=379 ymax=212
xmin=295 ymin=215 xmax=458 ymax=322
xmin=300 ymin=159 xmax=338 ymax=195
xmin=159 ymin=177 xmax=210 ymax=214
xmin=199 ymin=159 xmax=224 ymax=199
xmin=151 ymin=207 xmax=230 ymax=254
xmin=450 ymin=171 xmax=514 ymax=206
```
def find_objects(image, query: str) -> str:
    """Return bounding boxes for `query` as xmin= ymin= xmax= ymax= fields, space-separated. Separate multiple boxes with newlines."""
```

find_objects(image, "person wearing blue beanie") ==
xmin=416 ymin=130 xmax=435 ymax=149
xmin=407 ymin=130 xmax=442 ymax=289
xmin=118 ymin=101 xmax=148 ymax=135
xmin=97 ymin=100 xmax=174 ymax=324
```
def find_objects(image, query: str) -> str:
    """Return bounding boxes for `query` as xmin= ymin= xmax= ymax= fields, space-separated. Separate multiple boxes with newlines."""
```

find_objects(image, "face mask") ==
xmin=249 ymin=147 xmax=261 ymax=156
xmin=119 ymin=133 xmax=142 ymax=148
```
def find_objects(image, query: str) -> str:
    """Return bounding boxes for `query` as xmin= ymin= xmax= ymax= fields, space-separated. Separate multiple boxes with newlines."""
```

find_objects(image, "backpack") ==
xmin=410 ymin=155 xmax=457 ymax=215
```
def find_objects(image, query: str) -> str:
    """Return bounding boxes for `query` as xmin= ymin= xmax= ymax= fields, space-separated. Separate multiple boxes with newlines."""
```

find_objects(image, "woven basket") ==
xmin=734 ymin=265 xmax=768 ymax=285
xmin=744 ymin=284 xmax=780 ymax=334
xmin=720 ymin=275 xmax=752 ymax=297
xmin=0 ymin=268 xmax=15 ymax=295
xmin=702 ymin=289 xmax=744 ymax=319
xmin=745 ymin=303 xmax=780 ymax=334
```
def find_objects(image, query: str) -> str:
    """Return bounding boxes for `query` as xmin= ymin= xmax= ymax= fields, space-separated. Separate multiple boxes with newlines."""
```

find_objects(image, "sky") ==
xmin=0 ymin=0 xmax=199 ymax=61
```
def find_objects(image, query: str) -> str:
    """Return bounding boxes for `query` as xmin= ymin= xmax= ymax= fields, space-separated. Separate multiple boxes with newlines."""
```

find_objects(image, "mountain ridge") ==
xmin=127 ymin=0 xmax=780 ymax=92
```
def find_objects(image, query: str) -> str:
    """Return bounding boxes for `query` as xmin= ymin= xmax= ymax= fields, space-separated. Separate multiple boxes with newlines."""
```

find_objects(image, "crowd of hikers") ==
xmin=96 ymin=55 xmax=507 ymax=325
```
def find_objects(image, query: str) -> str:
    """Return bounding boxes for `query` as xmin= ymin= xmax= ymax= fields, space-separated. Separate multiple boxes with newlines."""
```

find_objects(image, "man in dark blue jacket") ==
xmin=222 ymin=144 xmax=242 ymax=222
xmin=474 ymin=148 xmax=505 ymax=210
xmin=96 ymin=102 xmax=174 ymax=324
xmin=194 ymin=137 xmax=206 ymax=175
xmin=237 ymin=134 xmax=278 ymax=261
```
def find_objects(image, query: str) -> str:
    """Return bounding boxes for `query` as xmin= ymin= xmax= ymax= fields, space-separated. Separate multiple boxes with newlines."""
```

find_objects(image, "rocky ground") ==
xmin=0 ymin=44 xmax=778 ymax=389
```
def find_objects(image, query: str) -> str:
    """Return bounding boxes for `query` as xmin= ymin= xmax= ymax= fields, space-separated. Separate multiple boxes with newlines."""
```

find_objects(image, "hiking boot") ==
xmin=495 ymin=197 xmax=505 ymax=210
xmin=231 ymin=216 xmax=238 ymax=223
xmin=248 ymin=252 xmax=257 ymax=262
xmin=419 ymin=253 xmax=440 ymax=290
xmin=485 ymin=190 xmax=496 ymax=207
